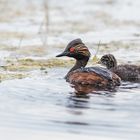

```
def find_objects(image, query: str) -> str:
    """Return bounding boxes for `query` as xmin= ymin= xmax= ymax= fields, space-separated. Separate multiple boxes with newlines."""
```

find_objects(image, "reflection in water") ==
xmin=52 ymin=120 xmax=89 ymax=126
xmin=51 ymin=93 xmax=91 ymax=134
xmin=120 ymin=82 xmax=140 ymax=89
xmin=66 ymin=93 xmax=90 ymax=109
xmin=71 ymin=83 xmax=118 ymax=94
xmin=69 ymin=80 xmax=140 ymax=95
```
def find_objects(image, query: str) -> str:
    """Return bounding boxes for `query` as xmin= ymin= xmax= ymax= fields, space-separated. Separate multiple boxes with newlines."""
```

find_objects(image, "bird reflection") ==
xmin=66 ymin=83 xmax=116 ymax=116
xmin=67 ymin=93 xmax=90 ymax=110
xmin=71 ymin=83 xmax=117 ymax=94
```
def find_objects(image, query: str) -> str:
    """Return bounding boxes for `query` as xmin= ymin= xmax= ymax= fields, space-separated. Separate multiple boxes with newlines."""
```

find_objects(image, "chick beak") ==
xmin=97 ymin=60 xmax=101 ymax=64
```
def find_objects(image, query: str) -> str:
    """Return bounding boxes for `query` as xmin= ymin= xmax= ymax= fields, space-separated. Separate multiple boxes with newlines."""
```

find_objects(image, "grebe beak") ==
xmin=56 ymin=51 xmax=69 ymax=57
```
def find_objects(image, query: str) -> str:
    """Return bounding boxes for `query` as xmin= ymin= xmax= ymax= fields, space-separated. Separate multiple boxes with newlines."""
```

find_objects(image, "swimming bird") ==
xmin=56 ymin=39 xmax=121 ymax=93
xmin=99 ymin=54 xmax=140 ymax=82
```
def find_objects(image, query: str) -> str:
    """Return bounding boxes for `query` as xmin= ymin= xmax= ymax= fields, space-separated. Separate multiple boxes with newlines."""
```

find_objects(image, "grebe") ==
xmin=56 ymin=39 xmax=121 ymax=93
xmin=99 ymin=54 xmax=140 ymax=82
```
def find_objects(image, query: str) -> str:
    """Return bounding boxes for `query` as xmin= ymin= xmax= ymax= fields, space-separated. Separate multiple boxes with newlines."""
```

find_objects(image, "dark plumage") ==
xmin=56 ymin=39 xmax=121 ymax=93
xmin=99 ymin=54 xmax=140 ymax=82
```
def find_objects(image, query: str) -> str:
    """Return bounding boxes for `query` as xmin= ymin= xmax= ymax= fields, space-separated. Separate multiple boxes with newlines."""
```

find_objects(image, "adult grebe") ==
xmin=56 ymin=39 xmax=121 ymax=93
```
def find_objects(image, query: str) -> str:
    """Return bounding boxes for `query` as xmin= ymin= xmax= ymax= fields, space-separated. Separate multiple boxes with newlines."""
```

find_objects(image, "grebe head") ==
xmin=99 ymin=54 xmax=117 ymax=69
xmin=56 ymin=38 xmax=91 ymax=60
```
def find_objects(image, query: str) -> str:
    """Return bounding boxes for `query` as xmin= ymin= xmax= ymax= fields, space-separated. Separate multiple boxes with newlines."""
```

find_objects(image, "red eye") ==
xmin=70 ymin=47 xmax=75 ymax=52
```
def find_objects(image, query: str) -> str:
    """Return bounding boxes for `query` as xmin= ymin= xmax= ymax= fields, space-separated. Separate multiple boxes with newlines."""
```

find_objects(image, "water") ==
xmin=0 ymin=68 xmax=140 ymax=140
xmin=0 ymin=0 xmax=140 ymax=139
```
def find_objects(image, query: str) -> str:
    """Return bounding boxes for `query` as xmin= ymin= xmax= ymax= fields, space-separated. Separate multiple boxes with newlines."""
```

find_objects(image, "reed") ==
xmin=93 ymin=41 xmax=101 ymax=62
xmin=38 ymin=0 xmax=49 ymax=47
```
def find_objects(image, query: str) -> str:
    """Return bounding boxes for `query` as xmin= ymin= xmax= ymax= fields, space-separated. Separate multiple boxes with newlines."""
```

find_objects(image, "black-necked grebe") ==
xmin=99 ymin=54 xmax=140 ymax=82
xmin=56 ymin=39 xmax=121 ymax=93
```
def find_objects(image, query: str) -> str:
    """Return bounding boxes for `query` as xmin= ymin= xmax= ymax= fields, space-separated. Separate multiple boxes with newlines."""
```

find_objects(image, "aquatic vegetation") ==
xmin=0 ymin=72 xmax=28 ymax=82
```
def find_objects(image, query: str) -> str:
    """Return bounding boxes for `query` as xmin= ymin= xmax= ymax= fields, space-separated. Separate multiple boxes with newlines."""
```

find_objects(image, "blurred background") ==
xmin=0 ymin=0 xmax=140 ymax=61
xmin=0 ymin=0 xmax=140 ymax=140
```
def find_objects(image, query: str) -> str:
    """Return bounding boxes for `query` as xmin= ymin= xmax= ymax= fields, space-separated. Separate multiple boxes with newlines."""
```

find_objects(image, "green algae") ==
xmin=3 ymin=58 xmax=74 ymax=72
xmin=0 ymin=72 xmax=28 ymax=82
xmin=0 ymin=57 xmax=75 ymax=82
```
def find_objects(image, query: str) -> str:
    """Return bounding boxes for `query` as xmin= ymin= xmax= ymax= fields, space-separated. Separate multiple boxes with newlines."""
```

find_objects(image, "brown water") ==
xmin=0 ymin=0 xmax=140 ymax=140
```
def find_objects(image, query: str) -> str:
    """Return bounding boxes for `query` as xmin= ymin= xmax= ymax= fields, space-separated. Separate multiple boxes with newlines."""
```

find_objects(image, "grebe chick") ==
xmin=99 ymin=54 xmax=140 ymax=82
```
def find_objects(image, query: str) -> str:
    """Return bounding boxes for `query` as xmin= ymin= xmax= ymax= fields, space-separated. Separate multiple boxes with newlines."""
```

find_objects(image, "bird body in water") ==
xmin=56 ymin=39 xmax=121 ymax=93
xmin=99 ymin=54 xmax=140 ymax=83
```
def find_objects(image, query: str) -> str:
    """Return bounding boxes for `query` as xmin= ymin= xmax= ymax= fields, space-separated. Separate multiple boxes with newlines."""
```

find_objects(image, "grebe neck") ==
xmin=65 ymin=57 xmax=89 ymax=79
